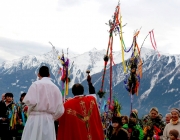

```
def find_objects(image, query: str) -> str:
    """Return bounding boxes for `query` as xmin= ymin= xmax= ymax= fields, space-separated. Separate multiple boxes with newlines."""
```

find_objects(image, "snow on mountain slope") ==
xmin=0 ymin=46 xmax=177 ymax=88
xmin=0 ymin=46 xmax=180 ymax=116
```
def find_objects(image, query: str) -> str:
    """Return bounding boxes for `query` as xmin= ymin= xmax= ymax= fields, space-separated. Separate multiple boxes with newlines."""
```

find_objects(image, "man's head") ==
xmin=1 ymin=93 xmax=5 ymax=101
xmin=5 ymin=93 xmax=13 ymax=103
xmin=129 ymin=111 xmax=138 ymax=124
xmin=165 ymin=113 xmax=171 ymax=124
xmin=38 ymin=66 xmax=50 ymax=78
xmin=20 ymin=93 xmax=26 ymax=102
xmin=72 ymin=84 xmax=84 ymax=96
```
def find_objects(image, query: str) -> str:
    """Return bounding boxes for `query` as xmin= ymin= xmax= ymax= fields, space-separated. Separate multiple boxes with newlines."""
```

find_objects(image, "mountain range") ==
xmin=0 ymin=47 xmax=180 ymax=117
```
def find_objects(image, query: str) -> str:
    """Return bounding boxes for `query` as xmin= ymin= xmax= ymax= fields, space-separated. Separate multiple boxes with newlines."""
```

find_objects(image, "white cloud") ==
xmin=0 ymin=0 xmax=180 ymax=63
xmin=0 ymin=37 xmax=50 ymax=63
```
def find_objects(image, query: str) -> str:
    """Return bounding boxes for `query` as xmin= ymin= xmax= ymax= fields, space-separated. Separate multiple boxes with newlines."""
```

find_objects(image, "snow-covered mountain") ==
xmin=77 ymin=50 xmax=180 ymax=115
xmin=0 ymin=47 xmax=180 ymax=117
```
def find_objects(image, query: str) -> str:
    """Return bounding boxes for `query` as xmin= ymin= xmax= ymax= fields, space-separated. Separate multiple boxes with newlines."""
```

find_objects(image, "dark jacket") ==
xmin=0 ymin=101 xmax=15 ymax=124
xmin=0 ymin=101 xmax=15 ymax=140
xmin=128 ymin=122 xmax=144 ymax=140
xmin=0 ymin=100 xmax=7 ymax=119
xmin=110 ymin=128 xmax=128 ymax=140
xmin=143 ymin=116 xmax=165 ymax=140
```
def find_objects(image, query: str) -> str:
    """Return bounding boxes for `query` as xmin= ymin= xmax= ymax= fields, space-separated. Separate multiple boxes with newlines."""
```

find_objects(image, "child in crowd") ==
xmin=169 ymin=129 xmax=179 ymax=140
xmin=122 ymin=115 xmax=129 ymax=130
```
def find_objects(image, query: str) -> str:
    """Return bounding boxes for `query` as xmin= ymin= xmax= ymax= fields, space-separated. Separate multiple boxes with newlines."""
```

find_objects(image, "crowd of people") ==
xmin=0 ymin=66 xmax=179 ymax=140
xmin=101 ymin=108 xmax=180 ymax=140
xmin=0 ymin=92 xmax=27 ymax=140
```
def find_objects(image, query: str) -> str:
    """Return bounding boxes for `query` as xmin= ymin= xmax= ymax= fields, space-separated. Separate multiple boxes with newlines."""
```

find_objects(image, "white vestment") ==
xmin=21 ymin=77 xmax=64 ymax=140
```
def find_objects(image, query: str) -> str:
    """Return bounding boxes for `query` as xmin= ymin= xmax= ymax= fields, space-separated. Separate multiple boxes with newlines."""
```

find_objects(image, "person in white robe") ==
xmin=21 ymin=66 xmax=64 ymax=140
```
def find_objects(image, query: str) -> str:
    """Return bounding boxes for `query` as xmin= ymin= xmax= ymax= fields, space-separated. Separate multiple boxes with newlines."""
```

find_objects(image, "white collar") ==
xmin=73 ymin=95 xmax=84 ymax=98
xmin=41 ymin=77 xmax=52 ymax=80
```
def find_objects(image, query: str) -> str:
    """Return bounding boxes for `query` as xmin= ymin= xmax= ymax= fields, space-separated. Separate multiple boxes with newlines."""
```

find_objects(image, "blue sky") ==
xmin=0 ymin=0 xmax=179 ymax=63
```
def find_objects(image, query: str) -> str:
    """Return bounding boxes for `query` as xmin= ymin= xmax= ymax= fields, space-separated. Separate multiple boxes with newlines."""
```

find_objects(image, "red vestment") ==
xmin=57 ymin=95 xmax=104 ymax=140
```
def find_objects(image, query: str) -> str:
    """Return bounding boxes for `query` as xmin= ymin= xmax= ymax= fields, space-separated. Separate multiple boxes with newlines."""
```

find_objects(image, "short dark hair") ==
xmin=72 ymin=84 xmax=84 ymax=96
xmin=39 ymin=66 xmax=50 ymax=77
xmin=112 ymin=116 xmax=123 ymax=126
xmin=5 ymin=93 xmax=13 ymax=98
xmin=20 ymin=93 xmax=26 ymax=102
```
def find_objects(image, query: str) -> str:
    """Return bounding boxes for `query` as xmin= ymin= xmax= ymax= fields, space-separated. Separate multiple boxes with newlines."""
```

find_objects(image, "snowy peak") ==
xmin=89 ymin=47 xmax=98 ymax=52
xmin=1 ymin=47 xmax=179 ymax=82
xmin=0 ymin=47 xmax=180 ymax=116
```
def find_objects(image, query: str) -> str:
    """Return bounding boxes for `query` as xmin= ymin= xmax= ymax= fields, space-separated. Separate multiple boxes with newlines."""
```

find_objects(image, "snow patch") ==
xmin=174 ymin=55 xmax=180 ymax=67
xmin=167 ymin=56 xmax=172 ymax=64
xmin=159 ymin=68 xmax=176 ymax=82
xmin=11 ymin=83 xmax=16 ymax=86
xmin=169 ymin=76 xmax=174 ymax=84
xmin=140 ymin=72 xmax=160 ymax=100
xmin=20 ymin=86 xmax=27 ymax=89
xmin=168 ymin=88 xmax=178 ymax=93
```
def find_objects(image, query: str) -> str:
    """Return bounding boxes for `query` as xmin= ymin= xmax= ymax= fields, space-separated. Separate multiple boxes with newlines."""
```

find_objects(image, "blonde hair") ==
xmin=149 ymin=107 xmax=159 ymax=114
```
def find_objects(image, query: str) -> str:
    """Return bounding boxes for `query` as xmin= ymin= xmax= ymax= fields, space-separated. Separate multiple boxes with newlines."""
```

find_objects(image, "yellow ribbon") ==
xmin=119 ymin=15 xmax=126 ymax=73
xmin=65 ymin=79 xmax=68 ymax=95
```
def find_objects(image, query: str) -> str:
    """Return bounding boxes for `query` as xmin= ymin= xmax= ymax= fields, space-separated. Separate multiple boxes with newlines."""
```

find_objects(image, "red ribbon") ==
xmin=149 ymin=30 xmax=160 ymax=57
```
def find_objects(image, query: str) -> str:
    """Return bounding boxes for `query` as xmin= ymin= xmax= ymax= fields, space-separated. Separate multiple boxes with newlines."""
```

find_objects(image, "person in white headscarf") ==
xmin=163 ymin=108 xmax=180 ymax=140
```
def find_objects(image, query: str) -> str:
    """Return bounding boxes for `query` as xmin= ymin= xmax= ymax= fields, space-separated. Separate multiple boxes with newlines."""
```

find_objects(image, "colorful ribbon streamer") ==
xmin=149 ymin=30 xmax=160 ymax=56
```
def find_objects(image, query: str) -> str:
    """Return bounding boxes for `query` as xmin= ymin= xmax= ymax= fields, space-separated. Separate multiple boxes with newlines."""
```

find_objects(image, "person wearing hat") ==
xmin=128 ymin=111 xmax=144 ymax=140
xmin=163 ymin=108 xmax=180 ymax=140
xmin=143 ymin=107 xmax=165 ymax=140
xmin=109 ymin=116 xmax=128 ymax=140
xmin=169 ymin=129 xmax=179 ymax=140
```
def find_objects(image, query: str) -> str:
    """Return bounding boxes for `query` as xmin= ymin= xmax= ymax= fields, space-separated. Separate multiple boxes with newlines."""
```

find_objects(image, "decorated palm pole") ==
xmin=58 ymin=49 xmax=70 ymax=102
xmin=97 ymin=1 xmax=161 ymax=117
xmin=109 ymin=35 xmax=113 ymax=109
xmin=49 ymin=42 xmax=75 ymax=103
xmin=122 ymin=29 xmax=159 ymax=113
xmin=97 ymin=4 xmax=118 ymax=110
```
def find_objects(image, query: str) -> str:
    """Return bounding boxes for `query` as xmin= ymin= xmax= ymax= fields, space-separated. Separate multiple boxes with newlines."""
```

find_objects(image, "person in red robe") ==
xmin=57 ymin=83 xmax=104 ymax=140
